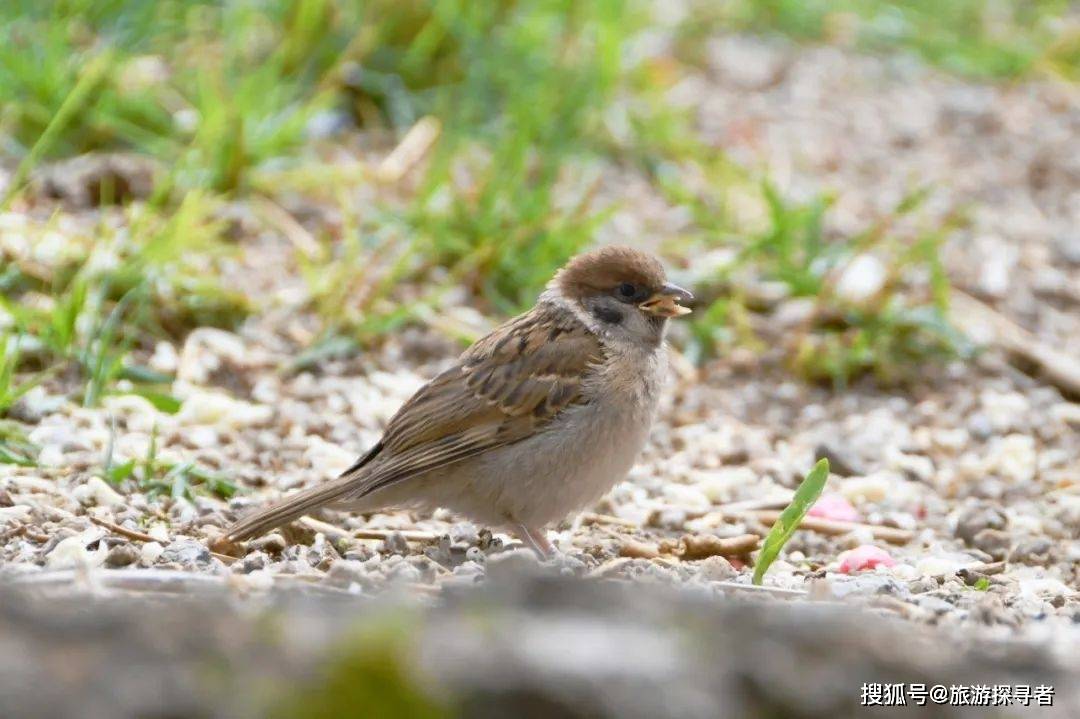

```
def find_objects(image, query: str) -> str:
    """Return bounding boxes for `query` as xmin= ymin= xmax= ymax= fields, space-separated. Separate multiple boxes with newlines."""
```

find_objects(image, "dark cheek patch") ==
xmin=593 ymin=305 xmax=623 ymax=325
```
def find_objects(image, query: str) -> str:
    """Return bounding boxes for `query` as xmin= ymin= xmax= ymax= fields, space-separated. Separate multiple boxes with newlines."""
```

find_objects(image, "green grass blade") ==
xmin=1 ymin=49 xmax=115 ymax=209
xmin=83 ymin=283 xmax=143 ymax=407
xmin=0 ymin=443 xmax=37 ymax=467
xmin=752 ymin=458 xmax=830 ymax=585
xmin=0 ymin=419 xmax=39 ymax=467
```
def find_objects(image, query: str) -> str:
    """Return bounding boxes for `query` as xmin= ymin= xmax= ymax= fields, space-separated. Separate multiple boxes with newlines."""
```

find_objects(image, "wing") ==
xmin=343 ymin=302 xmax=604 ymax=495
xmin=225 ymin=303 xmax=602 ymax=540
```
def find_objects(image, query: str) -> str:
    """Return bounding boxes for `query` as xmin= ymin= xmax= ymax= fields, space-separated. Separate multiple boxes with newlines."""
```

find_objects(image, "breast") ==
xmin=456 ymin=345 xmax=668 ymax=526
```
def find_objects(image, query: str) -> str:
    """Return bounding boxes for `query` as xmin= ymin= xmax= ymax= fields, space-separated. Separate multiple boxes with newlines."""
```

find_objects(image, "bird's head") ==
xmin=550 ymin=245 xmax=693 ymax=347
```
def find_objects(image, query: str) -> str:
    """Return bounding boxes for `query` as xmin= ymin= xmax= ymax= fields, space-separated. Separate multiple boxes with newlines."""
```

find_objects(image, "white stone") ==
xmin=1050 ymin=403 xmax=1080 ymax=427
xmin=835 ymin=254 xmax=887 ymax=304
xmin=693 ymin=467 xmax=758 ymax=503
xmin=102 ymin=394 xmax=161 ymax=433
xmin=303 ymin=436 xmax=356 ymax=475
xmin=886 ymin=448 xmax=934 ymax=482
xmin=0 ymin=505 xmax=32 ymax=526
xmin=979 ymin=391 xmax=1030 ymax=433
xmin=85 ymin=477 xmax=125 ymax=507
xmin=147 ymin=524 xmax=170 ymax=542
xmin=177 ymin=328 xmax=247 ymax=384
xmin=46 ymin=530 xmax=106 ymax=568
xmin=187 ymin=426 xmax=220 ymax=448
xmin=141 ymin=541 xmax=164 ymax=564
xmin=837 ymin=474 xmax=891 ymax=503
xmin=977 ymin=239 xmax=1018 ymax=299
xmin=661 ymin=483 xmax=711 ymax=509
xmin=32 ymin=231 xmax=78 ymax=266
xmin=888 ymin=563 xmax=919 ymax=581
xmin=177 ymin=391 xmax=272 ymax=428
xmin=986 ymin=434 xmax=1037 ymax=483
xmin=1017 ymin=576 xmax=1072 ymax=599
xmin=149 ymin=341 xmax=179 ymax=374
xmin=915 ymin=555 xmax=966 ymax=577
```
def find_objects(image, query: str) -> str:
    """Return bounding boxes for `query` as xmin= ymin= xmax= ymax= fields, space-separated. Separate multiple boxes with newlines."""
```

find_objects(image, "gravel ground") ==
xmin=2 ymin=36 xmax=1078 ymax=650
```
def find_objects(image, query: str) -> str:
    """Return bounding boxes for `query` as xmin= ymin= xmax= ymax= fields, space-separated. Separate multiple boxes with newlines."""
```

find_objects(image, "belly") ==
xmin=348 ymin=395 xmax=656 ymax=528
xmin=465 ymin=398 xmax=655 ymax=526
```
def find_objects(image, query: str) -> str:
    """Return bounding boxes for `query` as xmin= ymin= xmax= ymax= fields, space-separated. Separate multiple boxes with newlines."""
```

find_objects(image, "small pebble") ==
xmin=697 ymin=555 xmax=737 ymax=582
xmin=140 ymin=542 xmax=164 ymax=565
xmin=250 ymin=533 xmax=287 ymax=555
xmin=105 ymin=542 xmax=140 ymax=567
xmin=160 ymin=539 xmax=211 ymax=566
xmin=382 ymin=531 xmax=409 ymax=555
xmin=971 ymin=529 xmax=1012 ymax=561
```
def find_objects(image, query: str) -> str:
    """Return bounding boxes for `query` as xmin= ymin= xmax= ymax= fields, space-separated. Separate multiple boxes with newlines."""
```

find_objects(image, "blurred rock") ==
xmin=814 ymin=442 xmax=864 ymax=477
xmin=0 ymin=574 xmax=1075 ymax=719
xmin=159 ymin=539 xmax=211 ymax=567
xmin=835 ymin=254 xmax=887 ymax=304
xmin=972 ymin=529 xmax=1012 ymax=562
xmin=1009 ymin=538 xmax=1054 ymax=567
xmin=31 ymin=153 xmax=159 ymax=207
xmin=1054 ymin=232 xmax=1080 ymax=265
xmin=954 ymin=503 xmax=1008 ymax=546
xmin=104 ymin=543 xmax=140 ymax=568
xmin=707 ymin=35 xmax=790 ymax=90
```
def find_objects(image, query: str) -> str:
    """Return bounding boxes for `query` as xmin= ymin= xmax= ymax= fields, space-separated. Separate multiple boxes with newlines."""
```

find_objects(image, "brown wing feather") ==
xmin=338 ymin=303 xmax=603 ymax=496
xmin=226 ymin=303 xmax=602 ymax=540
xmin=380 ymin=307 xmax=600 ymax=449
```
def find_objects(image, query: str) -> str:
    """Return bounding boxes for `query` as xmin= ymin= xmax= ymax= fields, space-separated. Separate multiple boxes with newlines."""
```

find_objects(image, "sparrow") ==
xmin=226 ymin=245 xmax=692 ymax=556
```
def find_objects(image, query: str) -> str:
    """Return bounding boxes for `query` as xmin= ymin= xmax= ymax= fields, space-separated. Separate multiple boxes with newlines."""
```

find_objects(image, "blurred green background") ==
xmin=0 ymin=0 xmax=1077 ymax=461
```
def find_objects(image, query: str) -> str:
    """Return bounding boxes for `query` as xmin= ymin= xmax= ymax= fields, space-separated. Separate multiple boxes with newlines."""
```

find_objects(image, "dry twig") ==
xmin=88 ymin=515 xmax=157 ymax=543
xmin=669 ymin=533 xmax=761 ymax=560
xmin=579 ymin=512 xmax=639 ymax=527
xmin=298 ymin=516 xmax=351 ymax=540
xmin=952 ymin=290 xmax=1080 ymax=397
xmin=619 ymin=538 xmax=661 ymax=559
xmin=748 ymin=510 xmax=914 ymax=544
xmin=376 ymin=116 xmax=442 ymax=183
xmin=254 ymin=196 xmax=321 ymax=259
xmin=353 ymin=527 xmax=440 ymax=543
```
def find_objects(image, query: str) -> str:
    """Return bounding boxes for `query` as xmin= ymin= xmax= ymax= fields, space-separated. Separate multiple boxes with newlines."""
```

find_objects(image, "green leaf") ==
xmin=0 ymin=419 xmax=39 ymax=467
xmin=118 ymin=364 xmax=175 ymax=384
xmin=1 ymin=48 xmax=116 ymax=209
xmin=752 ymin=458 xmax=830 ymax=585
xmin=0 ymin=442 xmax=37 ymax=466
xmin=124 ymin=388 xmax=182 ymax=414
xmin=186 ymin=464 xmax=239 ymax=499
xmin=142 ymin=422 xmax=159 ymax=483
xmin=163 ymin=460 xmax=195 ymax=499
xmin=106 ymin=458 xmax=136 ymax=483
xmin=974 ymin=577 xmax=990 ymax=591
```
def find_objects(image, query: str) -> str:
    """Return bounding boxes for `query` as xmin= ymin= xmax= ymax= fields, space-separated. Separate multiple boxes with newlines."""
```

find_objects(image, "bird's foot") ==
xmin=512 ymin=523 xmax=556 ymax=559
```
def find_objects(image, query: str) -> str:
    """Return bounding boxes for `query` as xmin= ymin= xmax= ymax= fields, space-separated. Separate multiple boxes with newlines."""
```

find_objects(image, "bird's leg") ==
xmin=512 ymin=523 xmax=555 ymax=559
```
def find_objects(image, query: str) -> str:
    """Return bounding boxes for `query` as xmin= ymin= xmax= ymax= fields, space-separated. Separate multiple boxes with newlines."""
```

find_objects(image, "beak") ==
xmin=639 ymin=282 xmax=694 ymax=318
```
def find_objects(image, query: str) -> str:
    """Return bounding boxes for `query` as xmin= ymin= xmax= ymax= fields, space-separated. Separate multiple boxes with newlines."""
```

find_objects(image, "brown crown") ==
xmin=554 ymin=245 xmax=667 ymax=301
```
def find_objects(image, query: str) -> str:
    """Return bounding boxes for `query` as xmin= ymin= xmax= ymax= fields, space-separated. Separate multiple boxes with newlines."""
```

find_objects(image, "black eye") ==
xmin=616 ymin=282 xmax=637 ymax=300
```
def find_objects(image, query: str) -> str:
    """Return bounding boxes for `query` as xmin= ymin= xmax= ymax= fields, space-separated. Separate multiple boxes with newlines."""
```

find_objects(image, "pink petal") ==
xmin=838 ymin=545 xmax=896 ymax=574
xmin=808 ymin=493 xmax=861 ymax=523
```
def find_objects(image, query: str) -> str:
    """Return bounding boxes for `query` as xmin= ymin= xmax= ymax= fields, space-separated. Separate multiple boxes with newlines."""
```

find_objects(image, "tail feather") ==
xmin=227 ymin=441 xmax=386 ymax=541
xmin=226 ymin=475 xmax=358 ymax=541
